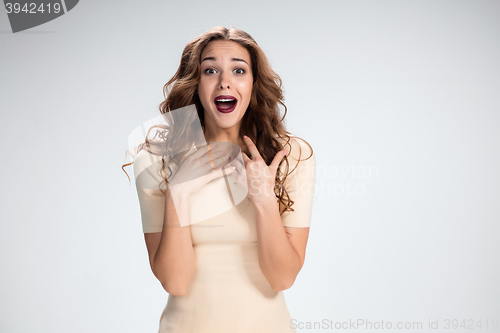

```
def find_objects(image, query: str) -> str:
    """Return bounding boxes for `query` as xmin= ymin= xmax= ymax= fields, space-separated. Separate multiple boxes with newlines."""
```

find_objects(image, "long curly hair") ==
xmin=122 ymin=26 xmax=312 ymax=215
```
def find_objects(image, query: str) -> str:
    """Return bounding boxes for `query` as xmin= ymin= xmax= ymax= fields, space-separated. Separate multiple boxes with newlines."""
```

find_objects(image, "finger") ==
xmin=225 ymin=164 xmax=246 ymax=187
xmin=191 ymin=146 xmax=224 ymax=172
xmin=243 ymin=136 xmax=262 ymax=161
xmin=190 ymin=142 xmax=217 ymax=160
xmin=205 ymin=166 xmax=236 ymax=182
xmin=203 ymin=151 xmax=227 ymax=167
xmin=241 ymin=152 xmax=251 ymax=163
xmin=213 ymin=154 xmax=231 ymax=170
xmin=209 ymin=144 xmax=230 ymax=157
xmin=214 ymin=152 xmax=230 ymax=163
xmin=269 ymin=149 xmax=288 ymax=173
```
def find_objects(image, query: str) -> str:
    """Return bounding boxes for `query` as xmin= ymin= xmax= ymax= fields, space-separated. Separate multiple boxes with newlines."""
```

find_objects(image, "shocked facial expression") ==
xmin=197 ymin=40 xmax=253 ymax=133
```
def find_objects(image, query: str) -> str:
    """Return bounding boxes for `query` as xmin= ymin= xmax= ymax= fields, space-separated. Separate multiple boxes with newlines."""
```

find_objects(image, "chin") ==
xmin=208 ymin=108 xmax=246 ymax=129
xmin=213 ymin=118 xmax=241 ymax=130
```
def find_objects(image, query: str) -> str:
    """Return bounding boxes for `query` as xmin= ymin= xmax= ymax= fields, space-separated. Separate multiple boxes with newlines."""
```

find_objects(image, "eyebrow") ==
xmin=201 ymin=56 xmax=249 ymax=65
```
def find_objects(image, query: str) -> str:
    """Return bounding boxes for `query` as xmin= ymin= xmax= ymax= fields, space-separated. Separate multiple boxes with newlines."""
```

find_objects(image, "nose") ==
xmin=218 ymin=71 xmax=231 ymax=90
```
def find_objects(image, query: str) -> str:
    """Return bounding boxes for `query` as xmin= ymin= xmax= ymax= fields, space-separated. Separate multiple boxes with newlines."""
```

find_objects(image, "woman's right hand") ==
xmin=168 ymin=142 xmax=235 ymax=200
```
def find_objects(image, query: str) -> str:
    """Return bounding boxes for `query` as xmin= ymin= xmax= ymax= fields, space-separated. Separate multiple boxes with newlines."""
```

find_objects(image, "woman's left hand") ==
xmin=241 ymin=135 xmax=288 ymax=206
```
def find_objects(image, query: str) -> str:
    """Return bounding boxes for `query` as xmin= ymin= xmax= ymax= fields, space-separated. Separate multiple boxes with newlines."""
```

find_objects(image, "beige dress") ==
xmin=133 ymin=137 xmax=316 ymax=333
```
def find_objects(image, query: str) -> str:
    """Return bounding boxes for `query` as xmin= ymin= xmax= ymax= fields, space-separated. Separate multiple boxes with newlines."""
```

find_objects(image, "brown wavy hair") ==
xmin=122 ymin=26 xmax=313 ymax=215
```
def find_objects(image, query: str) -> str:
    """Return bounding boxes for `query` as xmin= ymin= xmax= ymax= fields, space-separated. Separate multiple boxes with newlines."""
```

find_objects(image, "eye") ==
xmin=204 ymin=68 xmax=217 ymax=74
xmin=234 ymin=68 xmax=245 ymax=74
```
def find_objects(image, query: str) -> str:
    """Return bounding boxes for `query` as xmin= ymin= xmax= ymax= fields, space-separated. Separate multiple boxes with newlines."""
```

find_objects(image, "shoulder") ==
xmin=133 ymin=148 xmax=157 ymax=177
xmin=133 ymin=148 xmax=166 ymax=190
xmin=276 ymin=135 xmax=315 ymax=177
xmin=278 ymin=134 xmax=314 ymax=162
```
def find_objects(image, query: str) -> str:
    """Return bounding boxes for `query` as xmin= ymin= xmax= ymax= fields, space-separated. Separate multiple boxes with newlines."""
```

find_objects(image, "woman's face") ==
xmin=197 ymin=40 xmax=253 ymax=134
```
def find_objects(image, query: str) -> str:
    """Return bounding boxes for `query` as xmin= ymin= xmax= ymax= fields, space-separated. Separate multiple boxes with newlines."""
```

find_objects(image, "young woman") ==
xmin=124 ymin=26 xmax=316 ymax=332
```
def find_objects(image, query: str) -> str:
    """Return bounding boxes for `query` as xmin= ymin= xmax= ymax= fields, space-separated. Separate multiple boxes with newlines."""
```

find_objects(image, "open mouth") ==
xmin=214 ymin=98 xmax=237 ymax=113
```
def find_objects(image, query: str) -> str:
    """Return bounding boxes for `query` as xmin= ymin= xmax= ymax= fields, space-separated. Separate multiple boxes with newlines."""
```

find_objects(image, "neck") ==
xmin=204 ymin=124 xmax=247 ymax=153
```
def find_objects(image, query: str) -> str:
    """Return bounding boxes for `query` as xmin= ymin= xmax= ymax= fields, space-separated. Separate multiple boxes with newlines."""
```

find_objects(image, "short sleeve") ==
xmin=133 ymin=149 xmax=166 ymax=233
xmin=279 ymin=138 xmax=316 ymax=228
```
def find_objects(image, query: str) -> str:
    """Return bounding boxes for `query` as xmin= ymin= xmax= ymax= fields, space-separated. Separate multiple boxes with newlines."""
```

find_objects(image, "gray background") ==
xmin=1 ymin=0 xmax=499 ymax=332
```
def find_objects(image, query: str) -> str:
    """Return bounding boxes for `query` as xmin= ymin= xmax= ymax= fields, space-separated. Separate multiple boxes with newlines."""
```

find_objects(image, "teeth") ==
xmin=216 ymin=99 xmax=236 ymax=102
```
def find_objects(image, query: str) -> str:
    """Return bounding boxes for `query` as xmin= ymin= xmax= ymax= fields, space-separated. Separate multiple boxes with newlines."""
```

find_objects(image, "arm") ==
xmin=145 ymin=188 xmax=194 ymax=296
xmin=254 ymin=199 xmax=310 ymax=292
xmin=139 ymin=145 xmax=235 ymax=296
xmin=241 ymin=135 xmax=315 ymax=292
